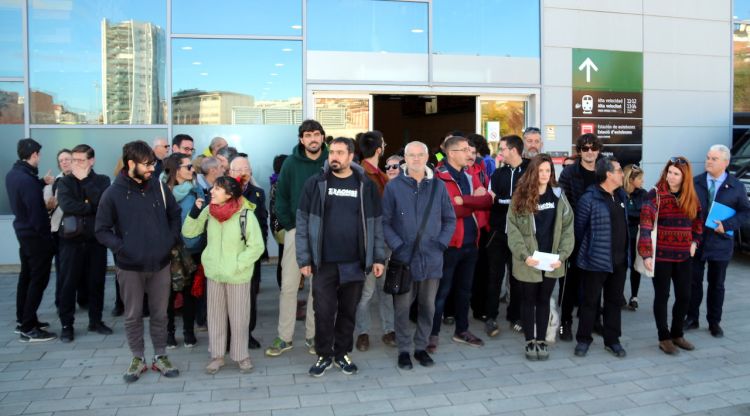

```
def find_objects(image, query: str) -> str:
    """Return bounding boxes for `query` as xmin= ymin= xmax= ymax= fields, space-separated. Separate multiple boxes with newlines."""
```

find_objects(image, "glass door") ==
xmin=311 ymin=92 xmax=372 ymax=139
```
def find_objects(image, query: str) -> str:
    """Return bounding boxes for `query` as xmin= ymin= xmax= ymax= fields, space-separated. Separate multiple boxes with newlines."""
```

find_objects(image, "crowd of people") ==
xmin=5 ymin=119 xmax=750 ymax=383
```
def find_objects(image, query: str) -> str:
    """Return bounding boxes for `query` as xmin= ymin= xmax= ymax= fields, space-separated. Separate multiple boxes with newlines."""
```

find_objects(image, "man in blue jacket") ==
xmin=6 ymin=138 xmax=56 ymax=342
xmin=686 ymin=144 xmax=750 ymax=338
xmin=573 ymin=156 xmax=629 ymax=358
xmin=382 ymin=141 xmax=456 ymax=370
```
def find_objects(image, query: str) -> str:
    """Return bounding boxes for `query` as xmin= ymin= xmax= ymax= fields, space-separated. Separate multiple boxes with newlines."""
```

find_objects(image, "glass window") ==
xmin=29 ymin=0 xmax=166 ymax=125
xmin=735 ymin=0 xmax=750 ymax=114
xmin=172 ymin=0 xmax=302 ymax=36
xmin=307 ymin=0 xmax=428 ymax=82
xmin=0 ymin=81 xmax=24 ymax=124
xmin=0 ymin=0 xmax=23 ymax=77
xmin=432 ymin=1 xmax=540 ymax=84
xmin=314 ymin=97 xmax=370 ymax=139
xmin=480 ymin=99 xmax=527 ymax=139
xmin=0 ymin=123 xmax=24 ymax=214
xmin=172 ymin=39 xmax=302 ymax=125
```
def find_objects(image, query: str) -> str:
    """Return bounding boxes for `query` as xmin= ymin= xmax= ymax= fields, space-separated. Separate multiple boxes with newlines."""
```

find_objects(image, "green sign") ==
xmin=572 ymin=49 xmax=643 ymax=92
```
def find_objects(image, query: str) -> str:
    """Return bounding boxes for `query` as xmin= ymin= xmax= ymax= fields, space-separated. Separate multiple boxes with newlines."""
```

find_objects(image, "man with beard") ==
xmin=95 ymin=140 xmax=182 ymax=383
xmin=266 ymin=119 xmax=329 ymax=357
xmin=296 ymin=137 xmax=385 ymax=376
xmin=522 ymin=127 xmax=543 ymax=159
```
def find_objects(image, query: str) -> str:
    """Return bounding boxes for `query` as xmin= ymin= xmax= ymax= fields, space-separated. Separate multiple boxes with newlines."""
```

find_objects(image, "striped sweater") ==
xmin=638 ymin=185 xmax=703 ymax=262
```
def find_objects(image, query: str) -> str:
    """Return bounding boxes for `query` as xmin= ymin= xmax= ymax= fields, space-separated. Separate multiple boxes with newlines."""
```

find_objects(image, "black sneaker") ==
xmin=60 ymin=326 xmax=74 ymax=343
xmin=19 ymin=328 xmax=57 ymax=343
xmin=334 ymin=354 xmax=358 ymax=375
xmin=413 ymin=350 xmax=434 ymax=367
xmin=397 ymin=352 xmax=413 ymax=370
xmin=88 ymin=322 xmax=113 ymax=335
xmin=14 ymin=321 xmax=50 ymax=334
xmin=167 ymin=332 xmax=178 ymax=349
xmin=184 ymin=331 xmax=197 ymax=348
xmin=309 ymin=356 xmax=333 ymax=377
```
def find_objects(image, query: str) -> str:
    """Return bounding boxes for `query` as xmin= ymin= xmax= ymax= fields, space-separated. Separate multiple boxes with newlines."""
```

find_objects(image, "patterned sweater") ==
xmin=638 ymin=185 xmax=703 ymax=262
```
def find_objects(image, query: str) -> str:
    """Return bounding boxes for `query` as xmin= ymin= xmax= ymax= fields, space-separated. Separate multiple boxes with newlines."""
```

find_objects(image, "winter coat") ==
xmin=559 ymin=158 xmax=600 ymax=213
xmin=182 ymin=198 xmax=264 ymax=284
xmin=575 ymin=185 xmax=630 ymax=273
xmin=382 ymin=167 xmax=456 ymax=281
xmin=56 ymin=170 xmax=111 ymax=241
xmin=467 ymin=161 xmax=491 ymax=231
xmin=174 ymin=182 xmax=206 ymax=253
xmin=506 ymin=187 xmax=575 ymax=282
xmin=693 ymin=172 xmax=750 ymax=261
xmin=638 ymin=184 xmax=703 ymax=262
xmin=434 ymin=164 xmax=493 ymax=248
xmin=275 ymin=143 xmax=328 ymax=231
xmin=489 ymin=159 xmax=530 ymax=232
xmin=5 ymin=161 xmax=52 ymax=240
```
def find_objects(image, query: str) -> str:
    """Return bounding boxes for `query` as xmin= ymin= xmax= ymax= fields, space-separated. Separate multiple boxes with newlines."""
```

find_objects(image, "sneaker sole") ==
xmin=265 ymin=346 xmax=293 ymax=357
xmin=451 ymin=336 xmax=484 ymax=347
xmin=309 ymin=366 xmax=330 ymax=377
xmin=151 ymin=364 xmax=180 ymax=378
xmin=123 ymin=366 xmax=147 ymax=383
xmin=335 ymin=363 xmax=358 ymax=375
xmin=184 ymin=343 xmax=196 ymax=348
xmin=19 ymin=336 xmax=56 ymax=343
xmin=166 ymin=345 xmax=178 ymax=350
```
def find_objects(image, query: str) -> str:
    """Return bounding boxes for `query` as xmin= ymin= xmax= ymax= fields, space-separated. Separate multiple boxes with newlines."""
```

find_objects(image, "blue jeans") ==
xmin=432 ymin=245 xmax=479 ymax=336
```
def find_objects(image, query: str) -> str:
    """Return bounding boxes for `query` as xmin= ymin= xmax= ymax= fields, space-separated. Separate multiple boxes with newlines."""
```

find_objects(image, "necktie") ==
xmin=709 ymin=179 xmax=716 ymax=204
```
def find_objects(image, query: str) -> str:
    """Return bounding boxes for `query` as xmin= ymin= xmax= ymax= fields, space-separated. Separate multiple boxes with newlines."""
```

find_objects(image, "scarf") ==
xmin=209 ymin=198 xmax=242 ymax=223
xmin=269 ymin=172 xmax=279 ymax=185
xmin=172 ymin=181 xmax=193 ymax=203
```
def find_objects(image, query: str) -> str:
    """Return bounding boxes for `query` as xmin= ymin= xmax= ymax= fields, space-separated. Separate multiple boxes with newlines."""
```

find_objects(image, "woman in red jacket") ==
xmin=639 ymin=156 xmax=703 ymax=355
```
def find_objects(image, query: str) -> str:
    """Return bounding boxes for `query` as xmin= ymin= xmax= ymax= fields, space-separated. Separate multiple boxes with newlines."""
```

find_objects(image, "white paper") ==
xmin=532 ymin=251 xmax=560 ymax=272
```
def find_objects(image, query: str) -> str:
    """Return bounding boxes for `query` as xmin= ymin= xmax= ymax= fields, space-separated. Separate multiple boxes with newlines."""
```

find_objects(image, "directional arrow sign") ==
xmin=578 ymin=57 xmax=598 ymax=83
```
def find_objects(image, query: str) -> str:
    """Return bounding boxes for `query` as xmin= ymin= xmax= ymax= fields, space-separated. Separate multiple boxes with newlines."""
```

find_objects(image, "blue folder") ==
xmin=705 ymin=201 xmax=735 ymax=237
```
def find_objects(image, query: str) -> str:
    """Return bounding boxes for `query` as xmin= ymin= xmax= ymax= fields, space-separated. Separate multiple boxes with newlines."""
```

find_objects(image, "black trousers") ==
xmin=249 ymin=261 xmax=261 ymax=333
xmin=167 ymin=286 xmax=196 ymax=335
xmin=519 ymin=276 xmax=556 ymax=342
xmin=470 ymin=229 xmax=491 ymax=319
xmin=17 ymin=236 xmax=54 ymax=332
xmin=628 ymin=234 xmax=641 ymax=298
xmin=560 ymin=260 xmax=583 ymax=325
xmin=482 ymin=230 xmax=514 ymax=321
xmin=688 ymin=257 xmax=729 ymax=325
xmin=58 ymin=238 xmax=107 ymax=327
xmin=312 ymin=263 xmax=364 ymax=359
xmin=576 ymin=263 xmax=627 ymax=346
xmin=653 ymin=260 xmax=691 ymax=341
xmin=276 ymin=243 xmax=284 ymax=288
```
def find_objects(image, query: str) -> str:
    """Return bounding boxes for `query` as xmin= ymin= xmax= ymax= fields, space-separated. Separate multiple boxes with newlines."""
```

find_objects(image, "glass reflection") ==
xmin=314 ymin=97 xmax=369 ymax=139
xmin=29 ymin=0 xmax=166 ymax=124
xmin=172 ymin=39 xmax=302 ymax=125
xmin=736 ymin=0 xmax=750 ymax=21
xmin=735 ymin=0 xmax=750 ymax=113
xmin=0 ymin=82 xmax=24 ymax=124
xmin=172 ymin=0 xmax=302 ymax=36
xmin=0 ymin=0 xmax=23 ymax=77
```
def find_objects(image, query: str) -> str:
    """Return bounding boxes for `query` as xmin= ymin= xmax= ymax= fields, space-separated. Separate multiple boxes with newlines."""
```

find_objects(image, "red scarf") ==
xmin=209 ymin=198 xmax=242 ymax=223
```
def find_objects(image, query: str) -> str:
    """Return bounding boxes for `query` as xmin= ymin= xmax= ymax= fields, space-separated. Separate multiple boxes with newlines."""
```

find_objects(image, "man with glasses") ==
xmin=431 ymin=136 xmax=493 ymax=350
xmin=172 ymin=134 xmax=195 ymax=157
xmin=152 ymin=137 xmax=170 ymax=178
xmin=96 ymin=140 xmax=182 ymax=383
xmin=522 ymin=127 xmax=543 ymax=158
xmin=56 ymin=144 xmax=112 ymax=343
xmin=687 ymin=144 xmax=750 ymax=337
xmin=266 ymin=119 xmax=328 ymax=357
xmin=558 ymin=133 xmax=603 ymax=341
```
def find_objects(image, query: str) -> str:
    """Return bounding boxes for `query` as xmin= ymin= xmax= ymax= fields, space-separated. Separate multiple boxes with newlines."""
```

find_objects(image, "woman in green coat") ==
xmin=506 ymin=154 xmax=574 ymax=361
xmin=182 ymin=177 xmax=264 ymax=374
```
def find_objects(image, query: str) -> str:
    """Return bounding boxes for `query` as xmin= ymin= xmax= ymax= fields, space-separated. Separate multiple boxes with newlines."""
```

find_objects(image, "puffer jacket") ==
xmin=575 ymin=185 xmax=630 ymax=273
xmin=506 ymin=187 xmax=575 ymax=282
xmin=182 ymin=197 xmax=264 ymax=284
xmin=382 ymin=167 xmax=456 ymax=281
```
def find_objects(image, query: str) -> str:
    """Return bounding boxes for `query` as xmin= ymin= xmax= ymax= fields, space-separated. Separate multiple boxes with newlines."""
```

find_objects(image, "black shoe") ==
xmin=60 ymin=326 xmax=74 ymax=343
xmin=398 ymin=352 xmax=413 ymax=370
xmin=684 ymin=318 xmax=699 ymax=330
xmin=184 ymin=331 xmax=197 ymax=348
xmin=334 ymin=354 xmax=358 ymax=375
xmin=709 ymin=323 xmax=724 ymax=338
xmin=574 ymin=342 xmax=589 ymax=357
xmin=413 ymin=350 xmax=434 ymax=367
xmin=248 ymin=335 xmax=261 ymax=349
xmin=88 ymin=322 xmax=113 ymax=335
xmin=14 ymin=321 xmax=50 ymax=334
xmin=167 ymin=332 xmax=178 ymax=349
xmin=605 ymin=343 xmax=627 ymax=358
xmin=19 ymin=328 xmax=57 ymax=343
xmin=111 ymin=305 xmax=124 ymax=317
xmin=309 ymin=356 xmax=333 ymax=377
xmin=560 ymin=322 xmax=573 ymax=342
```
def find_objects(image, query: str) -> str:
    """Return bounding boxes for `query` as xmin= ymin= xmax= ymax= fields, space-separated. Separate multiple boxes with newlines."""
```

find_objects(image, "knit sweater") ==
xmin=638 ymin=185 xmax=703 ymax=262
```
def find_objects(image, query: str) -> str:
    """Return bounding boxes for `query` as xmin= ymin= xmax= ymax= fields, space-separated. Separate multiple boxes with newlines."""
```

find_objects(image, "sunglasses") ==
xmin=580 ymin=145 xmax=600 ymax=152
xmin=180 ymin=164 xmax=193 ymax=170
xmin=523 ymin=127 xmax=541 ymax=134
xmin=669 ymin=157 xmax=688 ymax=165
xmin=385 ymin=164 xmax=400 ymax=170
xmin=630 ymin=164 xmax=642 ymax=172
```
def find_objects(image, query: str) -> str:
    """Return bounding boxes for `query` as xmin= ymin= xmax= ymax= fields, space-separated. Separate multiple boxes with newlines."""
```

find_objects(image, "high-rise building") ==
xmin=101 ymin=19 xmax=164 ymax=124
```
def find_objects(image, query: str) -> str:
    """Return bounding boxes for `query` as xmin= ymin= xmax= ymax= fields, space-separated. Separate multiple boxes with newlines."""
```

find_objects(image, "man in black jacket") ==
xmin=57 ymin=144 xmax=112 ymax=342
xmin=296 ymin=138 xmax=385 ymax=377
xmin=6 ymin=138 xmax=56 ymax=342
xmin=95 ymin=141 xmax=182 ymax=383
xmin=485 ymin=135 xmax=529 ymax=336
xmin=557 ymin=133 xmax=602 ymax=341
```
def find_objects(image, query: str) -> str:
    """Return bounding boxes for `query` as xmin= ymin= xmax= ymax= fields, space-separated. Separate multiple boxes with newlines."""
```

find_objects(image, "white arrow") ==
xmin=578 ymin=57 xmax=599 ymax=83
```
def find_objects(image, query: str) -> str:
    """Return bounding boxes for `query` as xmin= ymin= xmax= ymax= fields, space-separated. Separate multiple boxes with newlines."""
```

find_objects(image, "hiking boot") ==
xmin=381 ymin=331 xmax=397 ymax=347
xmin=184 ymin=331 xmax=197 ymax=348
xmin=238 ymin=358 xmax=254 ymax=373
xmin=305 ymin=337 xmax=316 ymax=355
xmin=152 ymin=355 xmax=179 ymax=378
xmin=485 ymin=320 xmax=500 ymax=337
xmin=334 ymin=354 xmax=358 ymax=375
xmin=166 ymin=332 xmax=178 ymax=349
xmin=426 ymin=335 xmax=439 ymax=353
xmin=356 ymin=334 xmax=370 ymax=351
xmin=559 ymin=322 xmax=573 ymax=342
xmin=265 ymin=337 xmax=293 ymax=357
xmin=309 ymin=356 xmax=333 ymax=377
xmin=88 ymin=322 xmax=113 ymax=335
xmin=536 ymin=341 xmax=550 ymax=360
xmin=123 ymin=356 xmax=147 ymax=383
xmin=205 ymin=357 xmax=225 ymax=374
xmin=60 ymin=326 xmax=74 ymax=343
xmin=525 ymin=341 xmax=538 ymax=361
xmin=19 ymin=328 xmax=57 ymax=343
xmin=452 ymin=331 xmax=484 ymax=347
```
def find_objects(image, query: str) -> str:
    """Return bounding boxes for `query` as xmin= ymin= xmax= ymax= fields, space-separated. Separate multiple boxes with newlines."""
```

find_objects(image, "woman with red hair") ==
xmin=639 ymin=156 xmax=703 ymax=355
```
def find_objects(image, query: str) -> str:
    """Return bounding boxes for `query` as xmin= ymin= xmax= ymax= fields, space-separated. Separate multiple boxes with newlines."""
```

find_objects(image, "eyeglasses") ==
xmin=385 ymin=164 xmax=400 ymax=170
xmin=630 ymin=164 xmax=642 ymax=172
xmin=449 ymin=147 xmax=470 ymax=153
xmin=180 ymin=146 xmax=195 ymax=153
xmin=669 ymin=157 xmax=688 ymax=165
xmin=180 ymin=164 xmax=193 ymax=170
xmin=580 ymin=145 xmax=600 ymax=152
xmin=523 ymin=127 xmax=541 ymax=134
xmin=71 ymin=158 xmax=88 ymax=164
xmin=138 ymin=161 xmax=156 ymax=167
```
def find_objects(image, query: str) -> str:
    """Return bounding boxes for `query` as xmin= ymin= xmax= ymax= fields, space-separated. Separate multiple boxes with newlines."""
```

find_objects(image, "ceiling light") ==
xmin=275 ymin=63 xmax=284 ymax=67
xmin=410 ymin=28 xmax=424 ymax=33
xmin=192 ymin=61 xmax=201 ymax=65
xmin=291 ymin=25 xmax=302 ymax=30
xmin=181 ymin=46 xmax=192 ymax=50
xmin=282 ymin=48 xmax=292 ymax=52
xmin=270 ymin=73 xmax=278 ymax=76
xmin=200 ymin=72 xmax=208 ymax=76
